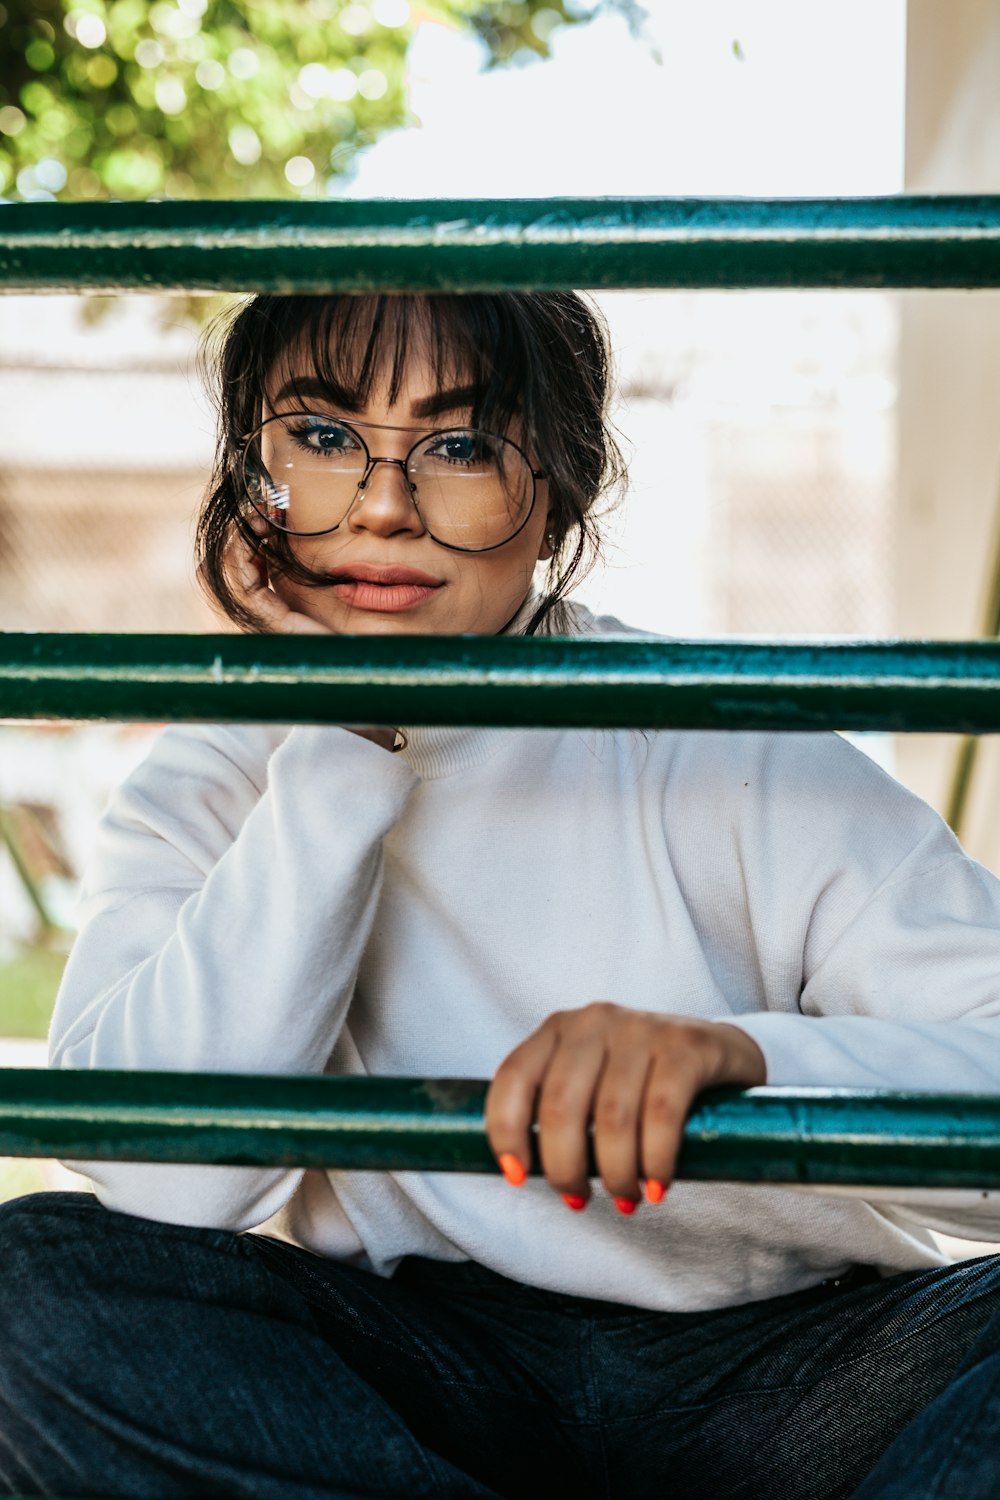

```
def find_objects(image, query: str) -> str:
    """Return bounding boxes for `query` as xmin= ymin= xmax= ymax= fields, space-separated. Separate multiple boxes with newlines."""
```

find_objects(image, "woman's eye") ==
xmin=288 ymin=419 xmax=359 ymax=456
xmin=429 ymin=433 xmax=478 ymax=464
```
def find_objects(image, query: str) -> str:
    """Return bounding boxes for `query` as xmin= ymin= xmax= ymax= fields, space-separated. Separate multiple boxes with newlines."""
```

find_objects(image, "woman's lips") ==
xmin=330 ymin=580 xmax=441 ymax=612
xmin=325 ymin=566 xmax=444 ymax=613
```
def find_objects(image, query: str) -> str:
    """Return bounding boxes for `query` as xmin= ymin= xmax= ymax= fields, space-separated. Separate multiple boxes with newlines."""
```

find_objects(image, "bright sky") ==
xmin=347 ymin=0 xmax=906 ymax=198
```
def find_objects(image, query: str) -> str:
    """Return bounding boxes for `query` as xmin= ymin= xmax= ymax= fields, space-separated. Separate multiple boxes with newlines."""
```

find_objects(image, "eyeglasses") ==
xmin=241 ymin=412 xmax=548 ymax=554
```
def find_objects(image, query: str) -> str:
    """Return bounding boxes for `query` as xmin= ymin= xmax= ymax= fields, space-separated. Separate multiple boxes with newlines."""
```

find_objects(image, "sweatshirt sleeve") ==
xmin=726 ymin=740 xmax=1000 ymax=1238
xmin=47 ymin=722 xmax=420 ymax=1232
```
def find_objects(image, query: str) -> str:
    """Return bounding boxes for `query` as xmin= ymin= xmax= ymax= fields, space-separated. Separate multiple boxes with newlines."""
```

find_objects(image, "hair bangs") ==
xmin=253 ymin=296 xmax=524 ymax=442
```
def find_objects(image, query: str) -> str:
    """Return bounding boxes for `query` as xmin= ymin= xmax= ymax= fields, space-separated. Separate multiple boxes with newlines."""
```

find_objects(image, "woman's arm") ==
xmin=49 ymin=720 xmax=419 ymax=1230
xmin=488 ymin=732 xmax=1000 ymax=1237
xmin=51 ymin=524 xmax=414 ymax=1231
xmin=727 ymin=845 xmax=1000 ymax=1238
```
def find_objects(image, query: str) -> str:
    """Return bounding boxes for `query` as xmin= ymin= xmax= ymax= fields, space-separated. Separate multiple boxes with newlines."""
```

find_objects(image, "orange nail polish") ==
xmin=613 ymin=1196 xmax=638 ymax=1215
xmin=644 ymin=1179 xmax=667 ymax=1205
xmin=498 ymin=1153 xmax=526 ymax=1187
xmin=562 ymin=1193 xmax=587 ymax=1211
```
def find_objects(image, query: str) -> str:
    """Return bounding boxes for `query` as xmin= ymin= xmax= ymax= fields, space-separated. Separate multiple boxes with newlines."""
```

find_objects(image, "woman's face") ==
xmin=258 ymin=329 xmax=551 ymax=637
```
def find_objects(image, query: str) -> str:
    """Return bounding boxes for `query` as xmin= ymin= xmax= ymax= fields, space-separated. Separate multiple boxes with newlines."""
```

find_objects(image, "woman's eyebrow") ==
xmin=271 ymin=377 xmax=357 ymax=409
xmin=409 ymin=385 xmax=479 ymax=418
xmin=270 ymin=378 xmax=479 ymax=418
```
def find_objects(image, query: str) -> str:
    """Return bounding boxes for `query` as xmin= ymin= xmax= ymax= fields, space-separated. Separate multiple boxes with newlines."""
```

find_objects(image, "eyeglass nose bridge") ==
xmin=355 ymin=454 xmax=418 ymax=495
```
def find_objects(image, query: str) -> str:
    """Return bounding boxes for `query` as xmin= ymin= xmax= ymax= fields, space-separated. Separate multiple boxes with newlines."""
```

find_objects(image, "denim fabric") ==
xmin=1 ymin=1192 xmax=1000 ymax=1499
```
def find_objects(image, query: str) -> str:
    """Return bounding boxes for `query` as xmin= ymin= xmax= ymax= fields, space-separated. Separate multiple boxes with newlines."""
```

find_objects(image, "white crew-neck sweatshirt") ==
xmin=49 ymin=600 xmax=1000 ymax=1311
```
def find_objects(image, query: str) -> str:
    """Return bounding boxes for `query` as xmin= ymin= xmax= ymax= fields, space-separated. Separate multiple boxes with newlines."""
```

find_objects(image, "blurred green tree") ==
xmin=0 ymin=0 xmax=618 ymax=201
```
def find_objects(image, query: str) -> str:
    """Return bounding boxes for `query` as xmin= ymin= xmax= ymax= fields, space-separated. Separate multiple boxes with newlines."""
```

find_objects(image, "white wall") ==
xmin=895 ymin=0 xmax=1000 ymax=868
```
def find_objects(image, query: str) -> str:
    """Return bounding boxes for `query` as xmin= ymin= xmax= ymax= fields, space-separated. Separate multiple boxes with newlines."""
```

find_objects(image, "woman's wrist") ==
xmin=710 ymin=1022 xmax=768 ymax=1086
xmin=346 ymin=726 xmax=404 ymax=753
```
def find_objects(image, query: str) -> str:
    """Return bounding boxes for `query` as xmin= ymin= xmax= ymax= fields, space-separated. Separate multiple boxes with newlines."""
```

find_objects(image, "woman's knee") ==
xmin=0 ymin=1195 xmax=112 ymax=1458
xmin=0 ymin=1193 xmax=133 ymax=1365
xmin=0 ymin=1190 xmax=261 ymax=1425
xmin=0 ymin=1189 xmax=253 ymax=1343
xmin=0 ymin=1191 xmax=102 ymax=1287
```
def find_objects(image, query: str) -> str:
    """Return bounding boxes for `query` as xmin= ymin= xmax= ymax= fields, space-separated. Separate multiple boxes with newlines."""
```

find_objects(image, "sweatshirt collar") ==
xmin=399 ymin=589 xmax=563 ymax=779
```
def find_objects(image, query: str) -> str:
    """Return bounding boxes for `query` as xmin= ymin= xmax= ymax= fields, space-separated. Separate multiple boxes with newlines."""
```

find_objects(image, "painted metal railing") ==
xmin=5 ymin=195 xmax=1000 ymax=1187
xmin=4 ymin=634 xmax=1000 ymax=732
xmin=5 ymin=1071 xmax=1000 ymax=1189
xmin=4 ymin=195 xmax=1000 ymax=293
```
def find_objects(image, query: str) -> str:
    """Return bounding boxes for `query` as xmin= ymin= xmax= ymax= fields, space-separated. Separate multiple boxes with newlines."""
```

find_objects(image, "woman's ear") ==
xmin=537 ymin=525 xmax=555 ymax=562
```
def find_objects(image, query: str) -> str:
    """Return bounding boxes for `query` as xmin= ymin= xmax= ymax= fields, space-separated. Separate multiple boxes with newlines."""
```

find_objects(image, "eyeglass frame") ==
xmin=239 ymin=411 xmax=550 ymax=556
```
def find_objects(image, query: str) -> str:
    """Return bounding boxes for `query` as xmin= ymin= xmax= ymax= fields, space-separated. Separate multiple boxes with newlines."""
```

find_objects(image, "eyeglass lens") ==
xmin=243 ymin=414 xmax=535 ymax=551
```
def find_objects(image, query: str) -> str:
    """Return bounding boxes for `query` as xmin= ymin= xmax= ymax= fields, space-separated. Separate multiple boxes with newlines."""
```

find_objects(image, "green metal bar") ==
xmin=6 ymin=1071 xmax=1000 ymax=1187
xmin=6 ymin=197 xmax=1000 ymax=293
xmin=5 ymin=634 xmax=1000 ymax=732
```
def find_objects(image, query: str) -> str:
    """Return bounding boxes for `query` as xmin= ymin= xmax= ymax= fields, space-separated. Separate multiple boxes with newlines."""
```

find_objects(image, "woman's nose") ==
xmin=346 ymin=458 xmax=425 ymax=538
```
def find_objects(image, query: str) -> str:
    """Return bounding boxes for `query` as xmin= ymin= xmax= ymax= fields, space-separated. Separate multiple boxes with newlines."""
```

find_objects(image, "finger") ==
xmin=255 ymin=595 xmax=331 ymax=634
xmin=224 ymin=530 xmax=332 ymax=635
xmin=638 ymin=1046 xmax=706 ymax=1199
xmin=637 ymin=1024 xmax=765 ymax=1205
xmin=244 ymin=509 xmax=269 ymax=539
xmin=592 ymin=1040 xmax=654 ymax=1210
xmin=224 ymin=526 xmax=267 ymax=597
xmin=534 ymin=1030 xmax=608 ymax=1200
xmin=485 ymin=1023 xmax=559 ymax=1186
xmin=237 ymin=543 xmax=268 ymax=600
xmin=233 ymin=548 xmax=288 ymax=626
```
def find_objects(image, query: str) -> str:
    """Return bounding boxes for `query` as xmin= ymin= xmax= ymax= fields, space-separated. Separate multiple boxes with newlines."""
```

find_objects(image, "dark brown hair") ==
xmin=196 ymin=292 xmax=626 ymax=635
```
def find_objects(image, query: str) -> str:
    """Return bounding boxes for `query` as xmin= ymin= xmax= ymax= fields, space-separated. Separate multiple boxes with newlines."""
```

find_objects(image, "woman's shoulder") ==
xmin=124 ymin=722 xmax=293 ymax=800
xmin=547 ymin=598 xmax=654 ymax=639
xmin=662 ymin=729 xmax=961 ymax=912
xmin=97 ymin=722 xmax=295 ymax=853
xmin=71 ymin=724 xmax=297 ymax=905
xmin=555 ymin=603 xmax=939 ymax=808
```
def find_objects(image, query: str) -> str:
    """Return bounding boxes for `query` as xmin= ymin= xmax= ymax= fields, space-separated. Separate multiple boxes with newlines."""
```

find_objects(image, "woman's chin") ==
xmin=287 ymin=587 xmax=526 ymax=637
xmin=314 ymin=604 xmax=451 ymax=636
xmin=333 ymin=615 xmax=447 ymax=635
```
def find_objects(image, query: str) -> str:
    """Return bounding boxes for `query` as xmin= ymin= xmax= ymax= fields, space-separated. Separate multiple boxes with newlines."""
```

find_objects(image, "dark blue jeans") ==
xmin=2 ymin=1193 xmax=1000 ymax=1498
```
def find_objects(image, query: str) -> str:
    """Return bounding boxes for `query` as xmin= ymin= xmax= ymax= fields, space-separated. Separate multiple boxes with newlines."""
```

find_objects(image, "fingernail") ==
xmin=562 ymin=1193 xmax=587 ymax=1212
xmin=498 ymin=1153 xmax=526 ymax=1187
xmin=613 ymin=1196 xmax=638 ymax=1216
xmin=643 ymin=1179 xmax=667 ymax=1205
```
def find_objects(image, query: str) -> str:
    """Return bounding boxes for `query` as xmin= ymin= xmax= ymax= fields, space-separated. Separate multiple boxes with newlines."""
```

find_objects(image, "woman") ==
xmin=3 ymin=291 xmax=1000 ymax=1499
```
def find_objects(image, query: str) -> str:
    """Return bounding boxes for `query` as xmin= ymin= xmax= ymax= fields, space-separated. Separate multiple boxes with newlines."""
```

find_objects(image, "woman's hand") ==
xmin=485 ymin=1003 xmax=766 ymax=1213
xmin=222 ymin=514 xmax=333 ymax=636
xmin=216 ymin=518 xmax=399 ymax=753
